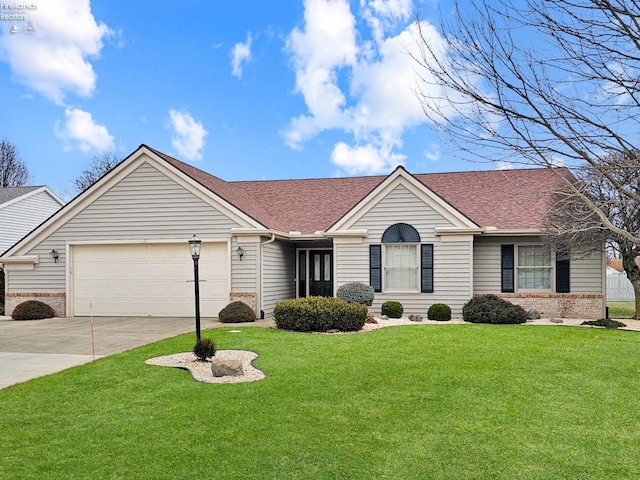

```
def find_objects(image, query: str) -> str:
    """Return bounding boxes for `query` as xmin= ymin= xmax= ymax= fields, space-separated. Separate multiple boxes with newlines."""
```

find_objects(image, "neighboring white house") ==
xmin=0 ymin=186 xmax=65 ymax=255
xmin=0 ymin=145 xmax=607 ymax=320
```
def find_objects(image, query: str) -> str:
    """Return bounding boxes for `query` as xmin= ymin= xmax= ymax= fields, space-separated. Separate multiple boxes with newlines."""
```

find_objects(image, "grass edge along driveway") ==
xmin=1 ymin=324 xmax=639 ymax=480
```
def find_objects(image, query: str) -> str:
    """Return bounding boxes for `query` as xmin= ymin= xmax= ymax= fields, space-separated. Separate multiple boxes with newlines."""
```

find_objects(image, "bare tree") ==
xmin=0 ymin=138 xmax=30 ymax=187
xmin=413 ymin=0 xmax=640 ymax=249
xmin=74 ymin=152 xmax=121 ymax=192
xmin=544 ymin=152 xmax=640 ymax=318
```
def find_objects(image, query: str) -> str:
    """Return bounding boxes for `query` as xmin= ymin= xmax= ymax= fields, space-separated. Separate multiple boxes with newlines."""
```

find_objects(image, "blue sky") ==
xmin=0 ymin=0 xmax=484 ymax=199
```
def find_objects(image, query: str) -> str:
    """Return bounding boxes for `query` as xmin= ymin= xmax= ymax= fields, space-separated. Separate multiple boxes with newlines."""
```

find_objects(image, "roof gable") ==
xmin=329 ymin=166 xmax=479 ymax=232
xmin=0 ymin=186 xmax=64 ymax=210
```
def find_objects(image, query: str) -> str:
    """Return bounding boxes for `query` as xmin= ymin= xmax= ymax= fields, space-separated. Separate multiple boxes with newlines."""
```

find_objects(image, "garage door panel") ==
xmin=73 ymin=243 xmax=229 ymax=317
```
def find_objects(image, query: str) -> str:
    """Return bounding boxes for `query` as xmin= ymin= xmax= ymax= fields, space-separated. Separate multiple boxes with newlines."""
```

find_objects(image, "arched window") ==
xmin=370 ymin=224 xmax=433 ymax=293
xmin=381 ymin=223 xmax=421 ymax=243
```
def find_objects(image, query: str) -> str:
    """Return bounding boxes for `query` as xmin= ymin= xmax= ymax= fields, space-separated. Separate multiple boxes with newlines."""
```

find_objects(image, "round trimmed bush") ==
xmin=11 ymin=300 xmax=55 ymax=320
xmin=273 ymin=296 xmax=367 ymax=332
xmin=218 ymin=301 xmax=256 ymax=323
xmin=462 ymin=295 xmax=528 ymax=324
xmin=428 ymin=303 xmax=451 ymax=321
xmin=381 ymin=301 xmax=403 ymax=319
xmin=336 ymin=282 xmax=375 ymax=306
xmin=193 ymin=337 xmax=217 ymax=361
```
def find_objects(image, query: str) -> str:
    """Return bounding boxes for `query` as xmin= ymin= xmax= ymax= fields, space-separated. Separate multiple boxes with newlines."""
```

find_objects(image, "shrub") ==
xmin=428 ymin=303 xmax=452 ymax=321
xmin=582 ymin=318 xmax=626 ymax=329
xmin=193 ymin=338 xmax=217 ymax=361
xmin=218 ymin=301 xmax=256 ymax=323
xmin=11 ymin=300 xmax=56 ymax=321
xmin=336 ymin=282 xmax=375 ymax=306
xmin=462 ymin=295 xmax=528 ymax=324
xmin=381 ymin=301 xmax=403 ymax=319
xmin=273 ymin=296 xmax=367 ymax=332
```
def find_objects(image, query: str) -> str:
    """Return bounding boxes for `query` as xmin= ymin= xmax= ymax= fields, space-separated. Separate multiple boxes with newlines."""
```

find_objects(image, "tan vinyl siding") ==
xmin=231 ymin=239 xmax=258 ymax=293
xmin=8 ymin=162 xmax=243 ymax=293
xmin=473 ymin=236 xmax=604 ymax=294
xmin=571 ymin=249 xmax=604 ymax=294
xmin=337 ymin=184 xmax=473 ymax=317
xmin=0 ymin=191 xmax=61 ymax=254
xmin=262 ymin=240 xmax=296 ymax=317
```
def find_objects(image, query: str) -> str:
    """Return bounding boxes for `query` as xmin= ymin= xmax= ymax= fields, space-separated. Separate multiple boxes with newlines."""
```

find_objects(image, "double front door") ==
xmin=298 ymin=249 xmax=333 ymax=297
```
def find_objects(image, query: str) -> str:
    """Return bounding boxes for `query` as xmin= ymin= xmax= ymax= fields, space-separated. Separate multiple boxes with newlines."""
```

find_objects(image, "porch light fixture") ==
xmin=50 ymin=249 xmax=59 ymax=263
xmin=236 ymin=246 xmax=244 ymax=260
xmin=188 ymin=234 xmax=202 ymax=340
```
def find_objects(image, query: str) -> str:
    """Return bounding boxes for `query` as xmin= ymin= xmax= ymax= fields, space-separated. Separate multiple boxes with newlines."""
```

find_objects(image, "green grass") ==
xmin=608 ymin=301 xmax=636 ymax=319
xmin=2 ymin=325 xmax=640 ymax=479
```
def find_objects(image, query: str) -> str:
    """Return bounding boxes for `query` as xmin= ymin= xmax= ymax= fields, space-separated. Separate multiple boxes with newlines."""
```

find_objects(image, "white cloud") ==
xmin=361 ymin=0 xmax=413 ymax=44
xmin=496 ymin=161 xmax=514 ymax=170
xmin=168 ymin=109 xmax=208 ymax=161
xmin=0 ymin=0 xmax=112 ymax=104
xmin=331 ymin=141 xmax=405 ymax=174
xmin=283 ymin=0 xmax=452 ymax=175
xmin=231 ymin=32 xmax=252 ymax=78
xmin=54 ymin=108 xmax=114 ymax=152
xmin=283 ymin=0 xmax=358 ymax=148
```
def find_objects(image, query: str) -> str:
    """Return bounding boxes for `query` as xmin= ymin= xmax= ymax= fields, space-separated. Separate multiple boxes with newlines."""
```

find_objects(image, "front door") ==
xmin=308 ymin=250 xmax=333 ymax=297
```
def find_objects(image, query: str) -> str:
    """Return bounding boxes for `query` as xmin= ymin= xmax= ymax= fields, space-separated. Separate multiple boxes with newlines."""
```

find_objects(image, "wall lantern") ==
xmin=50 ymin=250 xmax=59 ymax=263
xmin=236 ymin=246 xmax=244 ymax=260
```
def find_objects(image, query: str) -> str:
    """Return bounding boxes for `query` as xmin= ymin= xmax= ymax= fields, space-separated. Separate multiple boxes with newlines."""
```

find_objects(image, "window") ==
xmin=369 ymin=223 xmax=432 ymax=293
xmin=517 ymin=245 xmax=551 ymax=290
xmin=384 ymin=244 xmax=418 ymax=291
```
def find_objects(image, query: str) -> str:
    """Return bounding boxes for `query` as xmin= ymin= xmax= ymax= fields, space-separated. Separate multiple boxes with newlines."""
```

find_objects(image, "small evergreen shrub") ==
xmin=218 ymin=301 xmax=256 ymax=323
xmin=462 ymin=295 xmax=528 ymax=324
xmin=193 ymin=338 xmax=217 ymax=361
xmin=11 ymin=300 xmax=55 ymax=320
xmin=428 ymin=303 xmax=452 ymax=321
xmin=381 ymin=301 xmax=403 ymax=319
xmin=273 ymin=296 xmax=367 ymax=332
xmin=582 ymin=318 xmax=626 ymax=329
xmin=336 ymin=282 xmax=375 ymax=306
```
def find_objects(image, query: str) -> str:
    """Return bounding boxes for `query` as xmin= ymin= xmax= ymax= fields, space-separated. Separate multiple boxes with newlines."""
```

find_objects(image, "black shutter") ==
xmin=370 ymin=244 xmax=382 ymax=292
xmin=501 ymin=245 xmax=514 ymax=293
xmin=556 ymin=259 xmax=570 ymax=293
xmin=421 ymin=244 xmax=434 ymax=293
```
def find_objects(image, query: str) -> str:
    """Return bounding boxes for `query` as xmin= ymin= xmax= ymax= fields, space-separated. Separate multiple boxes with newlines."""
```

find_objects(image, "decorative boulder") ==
xmin=211 ymin=358 xmax=244 ymax=377
xmin=527 ymin=309 xmax=541 ymax=320
xmin=408 ymin=314 xmax=423 ymax=322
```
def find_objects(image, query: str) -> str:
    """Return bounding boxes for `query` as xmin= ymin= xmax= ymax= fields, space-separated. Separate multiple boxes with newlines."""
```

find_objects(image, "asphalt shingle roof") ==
xmin=147 ymin=146 xmax=571 ymax=234
xmin=0 ymin=186 xmax=41 ymax=206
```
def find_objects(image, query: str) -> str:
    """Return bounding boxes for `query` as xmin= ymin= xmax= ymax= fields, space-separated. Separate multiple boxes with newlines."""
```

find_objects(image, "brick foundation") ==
xmin=494 ymin=293 xmax=604 ymax=320
xmin=5 ymin=293 xmax=66 ymax=317
xmin=229 ymin=292 xmax=257 ymax=314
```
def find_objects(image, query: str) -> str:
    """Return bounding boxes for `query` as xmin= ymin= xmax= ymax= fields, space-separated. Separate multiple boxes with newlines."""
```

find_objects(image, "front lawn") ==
xmin=2 ymin=325 xmax=640 ymax=479
xmin=608 ymin=301 xmax=636 ymax=319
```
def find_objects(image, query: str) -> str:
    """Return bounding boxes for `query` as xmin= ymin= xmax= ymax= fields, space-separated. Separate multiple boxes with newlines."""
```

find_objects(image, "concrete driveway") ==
xmin=0 ymin=315 xmax=274 ymax=390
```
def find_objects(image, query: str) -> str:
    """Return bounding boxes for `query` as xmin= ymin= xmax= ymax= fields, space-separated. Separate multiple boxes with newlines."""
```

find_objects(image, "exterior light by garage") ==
xmin=236 ymin=246 xmax=244 ymax=260
xmin=189 ymin=234 xmax=202 ymax=340
xmin=50 ymin=249 xmax=59 ymax=263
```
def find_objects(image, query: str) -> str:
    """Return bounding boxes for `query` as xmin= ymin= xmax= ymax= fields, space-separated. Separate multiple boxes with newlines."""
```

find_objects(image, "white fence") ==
xmin=607 ymin=273 xmax=636 ymax=301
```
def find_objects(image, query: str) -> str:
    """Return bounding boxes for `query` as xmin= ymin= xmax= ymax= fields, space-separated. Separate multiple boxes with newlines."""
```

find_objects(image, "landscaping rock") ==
xmin=550 ymin=318 xmax=563 ymax=324
xmin=527 ymin=309 xmax=541 ymax=320
xmin=211 ymin=358 xmax=244 ymax=377
xmin=408 ymin=314 xmax=423 ymax=322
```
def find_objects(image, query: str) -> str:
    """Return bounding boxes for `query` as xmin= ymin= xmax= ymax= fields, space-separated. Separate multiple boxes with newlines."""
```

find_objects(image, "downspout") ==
xmin=259 ymin=234 xmax=276 ymax=319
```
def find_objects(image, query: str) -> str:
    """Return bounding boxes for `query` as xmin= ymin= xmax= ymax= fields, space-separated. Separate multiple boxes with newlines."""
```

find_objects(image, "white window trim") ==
xmin=382 ymin=243 xmax=420 ymax=293
xmin=515 ymin=244 xmax=553 ymax=292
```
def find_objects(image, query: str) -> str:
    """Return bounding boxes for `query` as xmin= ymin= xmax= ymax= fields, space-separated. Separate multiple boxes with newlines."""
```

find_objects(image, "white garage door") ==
xmin=72 ymin=243 xmax=228 ymax=317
